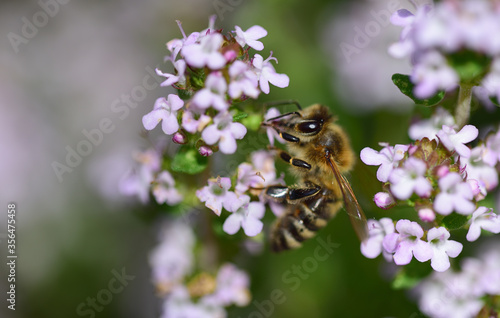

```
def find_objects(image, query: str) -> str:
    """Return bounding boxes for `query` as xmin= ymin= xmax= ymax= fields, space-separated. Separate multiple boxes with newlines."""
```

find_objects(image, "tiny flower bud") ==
xmin=199 ymin=145 xmax=213 ymax=157
xmin=436 ymin=165 xmax=449 ymax=178
xmin=224 ymin=50 xmax=238 ymax=62
xmin=172 ymin=131 xmax=188 ymax=144
xmin=418 ymin=208 xmax=436 ymax=222
xmin=374 ymin=192 xmax=395 ymax=209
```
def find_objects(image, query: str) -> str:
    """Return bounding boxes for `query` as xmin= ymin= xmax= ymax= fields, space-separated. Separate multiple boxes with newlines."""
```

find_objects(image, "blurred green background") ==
xmin=0 ymin=0 xmax=470 ymax=317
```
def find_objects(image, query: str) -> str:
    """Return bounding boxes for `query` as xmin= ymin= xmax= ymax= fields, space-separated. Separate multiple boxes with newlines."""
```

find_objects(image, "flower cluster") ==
xmin=196 ymin=149 xmax=284 ymax=237
xmin=150 ymin=220 xmax=251 ymax=318
xmin=414 ymin=239 xmax=500 ymax=318
xmin=389 ymin=0 xmax=500 ymax=101
xmin=360 ymin=109 xmax=500 ymax=272
xmin=142 ymin=16 xmax=289 ymax=155
xmin=119 ymin=145 xmax=183 ymax=205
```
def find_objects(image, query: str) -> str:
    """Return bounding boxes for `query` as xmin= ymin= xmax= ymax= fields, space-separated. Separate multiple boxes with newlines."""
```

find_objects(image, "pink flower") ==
xmin=408 ymin=107 xmax=455 ymax=141
xmin=389 ymin=157 xmax=432 ymax=200
xmin=201 ymin=112 xmax=247 ymax=154
xmin=149 ymin=221 xmax=195 ymax=286
xmin=192 ymin=72 xmax=228 ymax=111
xmin=196 ymin=177 xmax=238 ymax=216
xmin=222 ymin=194 xmax=265 ymax=237
xmin=119 ymin=165 xmax=154 ymax=204
xmin=181 ymin=110 xmax=211 ymax=134
xmin=234 ymin=25 xmax=267 ymax=51
xmin=482 ymin=129 xmax=500 ymax=166
xmin=181 ymin=32 xmax=226 ymax=69
xmin=156 ymin=59 xmax=186 ymax=87
xmin=228 ymin=60 xmax=259 ymax=99
xmin=360 ymin=143 xmax=409 ymax=182
xmin=383 ymin=219 xmax=433 ymax=265
xmin=466 ymin=207 xmax=500 ymax=242
xmin=263 ymin=108 xmax=286 ymax=146
xmin=166 ymin=24 xmax=200 ymax=61
xmin=235 ymin=150 xmax=279 ymax=195
xmin=162 ymin=285 xmax=225 ymax=318
xmin=462 ymin=146 xmax=498 ymax=192
xmin=202 ymin=263 xmax=250 ymax=307
xmin=434 ymin=172 xmax=475 ymax=215
xmin=252 ymin=53 xmax=289 ymax=94
xmin=360 ymin=218 xmax=395 ymax=261
xmin=152 ymin=171 xmax=183 ymax=205
xmin=437 ymin=124 xmax=478 ymax=158
xmin=427 ymin=227 xmax=463 ymax=272
xmin=142 ymin=95 xmax=184 ymax=135
xmin=411 ymin=50 xmax=459 ymax=99
xmin=119 ymin=148 xmax=161 ymax=203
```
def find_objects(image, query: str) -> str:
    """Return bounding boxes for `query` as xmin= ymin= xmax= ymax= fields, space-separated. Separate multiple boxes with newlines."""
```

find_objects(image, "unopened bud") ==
xmin=172 ymin=132 xmax=187 ymax=144
xmin=418 ymin=208 xmax=436 ymax=222
xmin=436 ymin=165 xmax=449 ymax=178
xmin=374 ymin=192 xmax=395 ymax=209
xmin=199 ymin=145 xmax=213 ymax=157
xmin=224 ymin=50 xmax=237 ymax=62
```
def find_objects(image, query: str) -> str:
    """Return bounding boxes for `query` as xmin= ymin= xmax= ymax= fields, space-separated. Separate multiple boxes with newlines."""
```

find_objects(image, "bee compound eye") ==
xmin=297 ymin=120 xmax=322 ymax=134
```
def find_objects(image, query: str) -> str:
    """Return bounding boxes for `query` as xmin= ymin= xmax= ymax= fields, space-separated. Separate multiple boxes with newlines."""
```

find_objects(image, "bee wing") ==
xmin=326 ymin=154 xmax=368 ymax=242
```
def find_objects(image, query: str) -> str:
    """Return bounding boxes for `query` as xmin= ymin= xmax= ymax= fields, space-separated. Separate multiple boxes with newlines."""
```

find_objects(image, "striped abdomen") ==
xmin=270 ymin=189 xmax=342 ymax=252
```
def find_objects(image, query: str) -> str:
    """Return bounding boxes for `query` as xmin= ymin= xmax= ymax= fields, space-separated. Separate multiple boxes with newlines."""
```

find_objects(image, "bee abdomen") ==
xmin=271 ymin=201 xmax=333 ymax=252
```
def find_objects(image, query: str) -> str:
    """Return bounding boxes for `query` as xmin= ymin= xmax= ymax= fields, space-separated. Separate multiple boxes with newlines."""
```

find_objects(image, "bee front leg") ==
xmin=261 ymin=121 xmax=301 ymax=143
xmin=276 ymin=150 xmax=312 ymax=171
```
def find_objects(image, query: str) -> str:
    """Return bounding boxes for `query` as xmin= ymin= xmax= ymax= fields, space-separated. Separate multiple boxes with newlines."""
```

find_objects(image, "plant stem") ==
xmin=455 ymin=83 xmax=473 ymax=128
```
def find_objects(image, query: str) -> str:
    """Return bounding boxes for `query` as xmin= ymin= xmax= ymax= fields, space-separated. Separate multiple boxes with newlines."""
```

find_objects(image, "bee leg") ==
xmin=264 ymin=183 xmax=320 ymax=203
xmin=264 ymin=111 xmax=302 ymax=122
xmin=261 ymin=122 xmax=301 ymax=143
xmin=277 ymin=151 xmax=312 ymax=170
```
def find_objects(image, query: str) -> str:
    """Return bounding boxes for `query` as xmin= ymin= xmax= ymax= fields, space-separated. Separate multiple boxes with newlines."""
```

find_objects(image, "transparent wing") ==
xmin=326 ymin=154 xmax=368 ymax=242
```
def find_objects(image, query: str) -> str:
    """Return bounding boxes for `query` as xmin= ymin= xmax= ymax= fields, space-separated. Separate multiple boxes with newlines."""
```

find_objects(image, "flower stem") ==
xmin=455 ymin=83 xmax=473 ymax=128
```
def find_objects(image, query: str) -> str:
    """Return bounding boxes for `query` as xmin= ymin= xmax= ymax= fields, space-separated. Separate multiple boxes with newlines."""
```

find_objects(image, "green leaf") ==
xmin=171 ymin=147 xmax=208 ymax=174
xmin=392 ymin=73 xmax=445 ymax=106
xmin=442 ymin=212 xmax=469 ymax=230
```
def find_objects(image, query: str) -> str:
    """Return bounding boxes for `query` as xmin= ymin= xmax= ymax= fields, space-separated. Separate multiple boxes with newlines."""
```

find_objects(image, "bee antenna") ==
xmin=263 ymin=100 xmax=302 ymax=110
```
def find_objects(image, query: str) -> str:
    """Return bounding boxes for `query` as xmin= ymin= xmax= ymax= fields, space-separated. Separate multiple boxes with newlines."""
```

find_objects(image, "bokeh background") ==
xmin=0 ymin=0 xmax=477 ymax=317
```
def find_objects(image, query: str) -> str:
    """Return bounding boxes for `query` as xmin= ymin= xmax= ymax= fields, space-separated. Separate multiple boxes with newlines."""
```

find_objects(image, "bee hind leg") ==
xmin=264 ymin=183 xmax=321 ymax=204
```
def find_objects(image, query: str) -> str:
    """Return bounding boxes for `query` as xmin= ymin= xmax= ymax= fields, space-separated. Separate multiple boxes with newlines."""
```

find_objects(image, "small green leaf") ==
xmin=233 ymin=112 xmax=248 ymax=122
xmin=392 ymin=272 xmax=422 ymax=289
xmin=442 ymin=212 xmax=469 ymax=230
xmin=392 ymin=73 xmax=445 ymax=106
xmin=171 ymin=147 xmax=208 ymax=174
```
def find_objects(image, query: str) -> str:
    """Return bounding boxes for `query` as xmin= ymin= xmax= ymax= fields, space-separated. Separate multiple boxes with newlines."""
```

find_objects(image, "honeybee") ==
xmin=261 ymin=103 xmax=368 ymax=252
